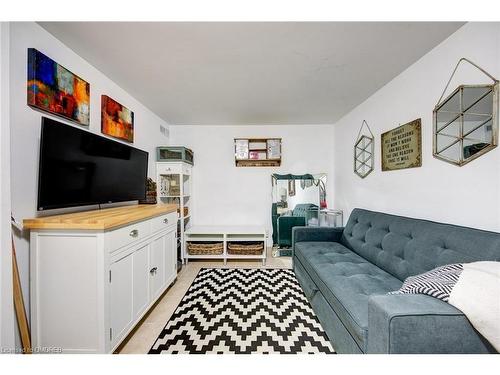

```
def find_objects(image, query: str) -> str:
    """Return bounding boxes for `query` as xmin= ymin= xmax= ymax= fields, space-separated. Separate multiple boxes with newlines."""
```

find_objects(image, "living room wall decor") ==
xmin=433 ymin=58 xmax=499 ymax=166
xmin=234 ymin=138 xmax=282 ymax=167
xmin=101 ymin=95 xmax=134 ymax=142
xmin=27 ymin=48 xmax=90 ymax=126
xmin=381 ymin=119 xmax=422 ymax=171
xmin=288 ymin=179 xmax=296 ymax=196
xmin=354 ymin=120 xmax=374 ymax=178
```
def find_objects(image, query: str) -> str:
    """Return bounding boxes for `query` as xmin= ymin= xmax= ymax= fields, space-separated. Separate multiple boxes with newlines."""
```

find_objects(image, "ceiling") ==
xmin=39 ymin=22 xmax=464 ymax=125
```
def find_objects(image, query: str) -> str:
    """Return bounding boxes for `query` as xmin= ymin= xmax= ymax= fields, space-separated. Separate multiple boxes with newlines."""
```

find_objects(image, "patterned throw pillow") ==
xmin=389 ymin=263 xmax=464 ymax=301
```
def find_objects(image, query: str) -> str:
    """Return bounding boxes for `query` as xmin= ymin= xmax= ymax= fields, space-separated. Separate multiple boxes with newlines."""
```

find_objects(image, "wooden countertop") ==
xmin=23 ymin=204 xmax=178 ymax=231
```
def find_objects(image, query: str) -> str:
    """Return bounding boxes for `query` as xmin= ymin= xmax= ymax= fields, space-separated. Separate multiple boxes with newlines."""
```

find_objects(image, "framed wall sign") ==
xmin=235 ymin=139 xmax=249 ymax=160
xmin=381 ymin=119 xmax=422 ymax=171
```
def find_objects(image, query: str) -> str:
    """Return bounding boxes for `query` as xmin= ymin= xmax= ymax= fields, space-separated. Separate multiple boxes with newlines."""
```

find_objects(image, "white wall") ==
xmin=170 ymin=125 xmax=334 ymax=240
xmin=333 ymin=22 xmax=500 ymax=232
xmin=9 ymin=22 xmax=170 ymax=348
xmin=0 ymin=22 xmax=15 ymax=352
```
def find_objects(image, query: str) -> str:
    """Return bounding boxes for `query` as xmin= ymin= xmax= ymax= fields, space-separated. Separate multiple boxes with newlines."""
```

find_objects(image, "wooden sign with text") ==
xmin=381 ymin=119 xmax=422 ymax=171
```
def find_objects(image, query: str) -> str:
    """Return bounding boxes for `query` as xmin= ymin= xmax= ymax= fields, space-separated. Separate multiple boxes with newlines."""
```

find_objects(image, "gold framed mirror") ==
xmin=354 ymin=120 xmax=374 ymax=178
xmin=433 ymin=58 xmax=499 ymax=166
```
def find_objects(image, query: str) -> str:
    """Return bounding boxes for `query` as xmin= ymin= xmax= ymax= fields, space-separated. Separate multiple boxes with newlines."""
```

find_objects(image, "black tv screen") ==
xmin=38 ymin=117 xmax=148 ymax=210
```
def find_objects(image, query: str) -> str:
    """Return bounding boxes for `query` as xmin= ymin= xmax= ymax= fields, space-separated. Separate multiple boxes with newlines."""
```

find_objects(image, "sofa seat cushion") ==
xmin=295 ymin=241 xmax=402 ymax=350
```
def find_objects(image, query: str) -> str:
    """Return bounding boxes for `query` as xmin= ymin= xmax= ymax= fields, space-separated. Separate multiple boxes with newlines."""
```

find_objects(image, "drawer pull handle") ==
xmin=150 ymin=267 xmax=158 ymax=275
xmin=163 ymin=218 xmax=169 ymax=224
xmin=129 ymin=229 xmax=139 ymax=238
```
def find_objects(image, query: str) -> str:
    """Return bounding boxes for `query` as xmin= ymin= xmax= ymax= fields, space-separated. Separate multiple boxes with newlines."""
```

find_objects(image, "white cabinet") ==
xmin=184 ymin=226 xmax=267 ymax=265
xmin=157 ymin=161 xmax=192 ymax=264
xmin=109 ymin=252 xmax=134 ymax=346
xmin=164 ymin=229 xmax=177 ymax=285
xmin=149 ymin=235 xmax=166 ymax=300
xmin=132 ymin=244 xmax=149 ymax=318
xmin=149 ymin=230 xmax=176 ymax=302
xmin=28 ymin=208 xmax=178 ymax=353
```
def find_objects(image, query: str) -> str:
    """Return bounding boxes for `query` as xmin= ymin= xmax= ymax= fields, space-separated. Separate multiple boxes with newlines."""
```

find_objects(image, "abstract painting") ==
xmin=27 ymin=48 xmax=90 ymax=126
xmin=101 ymin=95 xmax=134 ymax=142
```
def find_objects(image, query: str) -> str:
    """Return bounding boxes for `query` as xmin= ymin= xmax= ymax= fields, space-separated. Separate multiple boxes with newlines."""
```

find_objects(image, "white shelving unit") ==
xmin=156 ymin=161 xmax=192 ymax=265
xmin=185 ymin=226 xmax=267 ymax=265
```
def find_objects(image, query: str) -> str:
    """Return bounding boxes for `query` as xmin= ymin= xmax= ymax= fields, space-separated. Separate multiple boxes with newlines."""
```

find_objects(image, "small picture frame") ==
xmin=288 ymin=179 xmax=296 ymax=197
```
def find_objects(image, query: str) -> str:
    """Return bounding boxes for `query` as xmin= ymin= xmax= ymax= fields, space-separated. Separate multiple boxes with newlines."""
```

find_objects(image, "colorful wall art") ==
xmin=27 ymin=48 xmax=90 ymax=126
xmin=101 ymin=95 xmax=134 ymax=142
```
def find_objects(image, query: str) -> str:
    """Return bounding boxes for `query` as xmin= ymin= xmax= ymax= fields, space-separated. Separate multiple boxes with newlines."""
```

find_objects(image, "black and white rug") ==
xmin=149 ymin=268 xmax=335 ymax=354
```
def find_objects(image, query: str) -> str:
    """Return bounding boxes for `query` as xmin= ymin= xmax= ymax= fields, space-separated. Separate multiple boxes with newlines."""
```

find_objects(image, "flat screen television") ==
xmin=38 ymin=117 xmax=148 ymax=210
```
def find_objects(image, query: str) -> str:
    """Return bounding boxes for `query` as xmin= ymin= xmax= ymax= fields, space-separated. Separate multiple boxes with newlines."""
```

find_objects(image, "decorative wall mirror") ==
xmin=354 ymin=120 xmax=374 ymax=178
xmin=433 ymin=58 xmax=499 ymax=166
xmin=271 ymin=173 xmax=327 ymax=252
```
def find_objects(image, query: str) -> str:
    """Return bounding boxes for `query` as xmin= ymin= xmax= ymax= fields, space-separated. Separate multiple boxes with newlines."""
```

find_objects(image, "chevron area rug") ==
xmin=149 ymin=268 xmax=335 ymax=354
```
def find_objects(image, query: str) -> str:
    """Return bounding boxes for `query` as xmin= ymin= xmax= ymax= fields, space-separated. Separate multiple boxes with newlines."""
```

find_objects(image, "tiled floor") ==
xmin=118 ymin=249 xmax=292 ymax=354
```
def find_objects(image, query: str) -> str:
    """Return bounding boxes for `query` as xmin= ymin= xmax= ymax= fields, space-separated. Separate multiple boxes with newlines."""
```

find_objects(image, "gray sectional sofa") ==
xmin=292 ymin=208 xmax=500 ymax=353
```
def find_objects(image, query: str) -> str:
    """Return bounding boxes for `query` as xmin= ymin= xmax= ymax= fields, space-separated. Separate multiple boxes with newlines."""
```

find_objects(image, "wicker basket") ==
xmin=227 ymin=242 xmax=264 ymax=255
xmin=187 ymin=242 xmax=223 ymax=255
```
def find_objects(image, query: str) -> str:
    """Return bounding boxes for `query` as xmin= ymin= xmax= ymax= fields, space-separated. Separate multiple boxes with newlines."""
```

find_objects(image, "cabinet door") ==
xmin=164 ymin=229 xmax=177 ymax=285
xmin=109 ymin=252 xmax=133 ymax=345
xmin=132 ymin=244 xmax=149 ymax=317
xmin=149 ymin=236 xmax=166 ymax=300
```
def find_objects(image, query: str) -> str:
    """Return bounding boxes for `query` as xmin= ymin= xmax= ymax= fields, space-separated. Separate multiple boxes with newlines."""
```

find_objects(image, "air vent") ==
xmin=160 ymin=125 xmax=169 ymax=138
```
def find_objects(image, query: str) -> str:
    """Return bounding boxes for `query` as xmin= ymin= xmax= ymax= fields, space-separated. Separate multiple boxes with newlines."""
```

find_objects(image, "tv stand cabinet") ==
xmin=24 ymin=204 xmax=178 ymax=354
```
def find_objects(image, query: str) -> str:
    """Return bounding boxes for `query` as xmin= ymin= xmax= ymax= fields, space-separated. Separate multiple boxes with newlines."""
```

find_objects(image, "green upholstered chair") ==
xmin=276 ymin=203 xmax=317 ymax=247
xmin=271 ymin=203 xmax=278 ymax=245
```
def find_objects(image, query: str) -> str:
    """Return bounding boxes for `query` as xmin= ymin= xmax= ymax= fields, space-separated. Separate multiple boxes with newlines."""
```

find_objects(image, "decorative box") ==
xmin=157 ymin=146 xmax=194 ymax=165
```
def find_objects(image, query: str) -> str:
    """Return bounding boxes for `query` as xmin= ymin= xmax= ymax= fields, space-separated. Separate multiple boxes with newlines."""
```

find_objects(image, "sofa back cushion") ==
xmin=341 ymin=208 xmax=500 ymax=281
xmin=293 ymin=203 xmax=317 ymax=217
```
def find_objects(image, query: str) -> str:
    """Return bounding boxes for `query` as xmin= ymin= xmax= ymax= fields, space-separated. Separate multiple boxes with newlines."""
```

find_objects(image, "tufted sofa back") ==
xmin=292 ymin=203 xmax=318 ymax=217
xmin=341 ymin=208 xmax=500 ymax=281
